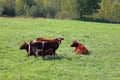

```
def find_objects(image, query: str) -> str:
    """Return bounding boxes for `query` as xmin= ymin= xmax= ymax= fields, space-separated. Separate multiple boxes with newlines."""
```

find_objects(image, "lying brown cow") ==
xmin=71 ymin=41 xmax=88 ymax=55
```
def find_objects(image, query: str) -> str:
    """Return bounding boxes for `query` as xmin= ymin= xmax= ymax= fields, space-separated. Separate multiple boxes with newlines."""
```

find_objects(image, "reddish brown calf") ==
xmin=71 ymin=41 xmax=88 ymax=55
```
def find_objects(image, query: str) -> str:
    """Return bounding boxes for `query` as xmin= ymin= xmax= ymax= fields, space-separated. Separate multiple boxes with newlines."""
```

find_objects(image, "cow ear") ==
xmin=29 ymin=41 xmax=33 ymax=44
xmin=23 ymin=42 xmax=28 ymax=46
xmin=58 ymin=37 xmax=64 ymax=41
xmin=61 ymin=38 xmax=64 ymax=40
xmin=23 ymin=42 xmax=26 ymax=44
xmin=73 ymin=41 xmax=76 ymax=43
xmin=22 ymin=42 xmax=26 ymax=45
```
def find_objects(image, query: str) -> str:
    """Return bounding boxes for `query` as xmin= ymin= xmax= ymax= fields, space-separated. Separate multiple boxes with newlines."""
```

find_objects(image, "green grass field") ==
xmin=0 ymin=18 xmax=120 ymax=80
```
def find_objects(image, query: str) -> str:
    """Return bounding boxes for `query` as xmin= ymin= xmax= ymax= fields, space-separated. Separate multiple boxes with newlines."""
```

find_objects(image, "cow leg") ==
xmin=53 ymin=50 xmax=55 ymax=57
xmin=33 ymin=51 xmax=37 ymax=57
xmin=34 ymin=53 xmax=37 ymax=57
xmin=52 ymin=50 xmax=56 ymax=60
xmin=35 ymin=51 xmax=39 ymax=57
xmin=27 ymin=53 xmax=30 ymax=57
xmin=27 ymin=52 xmax=32 ymax=57
xmin=42 ymin=50 xmax=45 ymax=58
xmin=33 ymin=50 xmax=39 ymax=58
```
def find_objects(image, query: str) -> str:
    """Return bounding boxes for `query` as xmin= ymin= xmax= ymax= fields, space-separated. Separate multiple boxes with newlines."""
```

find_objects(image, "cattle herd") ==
xmin=19 ymin=37 xmax=89 ymax=58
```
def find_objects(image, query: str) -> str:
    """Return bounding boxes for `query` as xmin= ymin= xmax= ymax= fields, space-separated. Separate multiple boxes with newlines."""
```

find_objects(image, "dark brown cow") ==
xmin=20 ymin=37 xmax=64 ymax=58
xmin=71 ymin=41 xmax=88 ymax=55
xmin=33 ymin=37 xmax=64 ymax=57
xmin=19 ymin=41 xmax=54 ymax=57
xmin=29 ymin=40 xmax=53 ymax=57
xmin=36 ymin=37 xmax=64 ymax=50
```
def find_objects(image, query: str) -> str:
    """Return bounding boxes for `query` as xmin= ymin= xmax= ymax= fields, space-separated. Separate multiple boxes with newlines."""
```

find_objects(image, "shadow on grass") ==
xmin=43 ymin=55 xmax=72 ymax=61
xmin=34 ymin=51 xmax=92 ymax=61
xmin=43 ymin=55 xmax=64 ymax=60
xmin=85 ymin=50 xmax=91 ymax=55
xmin=40 ymin=51 xmax=92 ymax=60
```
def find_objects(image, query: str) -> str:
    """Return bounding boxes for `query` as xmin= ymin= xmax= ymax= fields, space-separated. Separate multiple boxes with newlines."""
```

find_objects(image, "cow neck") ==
xmin=56 ymin=39 xmax=61 ymax=45
xmin=75 ymin=43 xmax=79 ymax=47
xmin=24 ymin=43 xmax=29 ymax=53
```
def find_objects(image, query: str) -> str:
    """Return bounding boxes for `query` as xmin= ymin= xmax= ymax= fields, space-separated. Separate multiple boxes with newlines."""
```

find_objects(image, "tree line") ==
xmin=0 ymin=0 xmax=120 ymax=23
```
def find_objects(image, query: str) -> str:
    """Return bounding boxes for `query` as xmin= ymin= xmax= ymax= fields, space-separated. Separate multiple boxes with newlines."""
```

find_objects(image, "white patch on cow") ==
xmin=58 ymin=41 xmax=61 ymax=44
xmin=28 ymin=43 xmax=30 ymax=55
xmin=35 ymin=49 xmax=43 ymax=57
xmin=35 ymin=51 xmax=39 ymax=57
xmin=41 ymin=41 xmax=45 ymax=49
xmin=33 ymin=40 xmax=37 ymax=42
xmin=56 ymin=39 xmax=61 ymax=44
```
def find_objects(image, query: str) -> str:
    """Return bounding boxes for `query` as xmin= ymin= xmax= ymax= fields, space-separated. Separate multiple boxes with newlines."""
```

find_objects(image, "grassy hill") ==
xmin=0 ymin=18 xmax=120 ymax=80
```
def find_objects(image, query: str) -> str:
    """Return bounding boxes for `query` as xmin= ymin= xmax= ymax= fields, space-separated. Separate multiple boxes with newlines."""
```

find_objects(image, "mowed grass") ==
xmin=0 ymin=17 xmax=120 ymax=80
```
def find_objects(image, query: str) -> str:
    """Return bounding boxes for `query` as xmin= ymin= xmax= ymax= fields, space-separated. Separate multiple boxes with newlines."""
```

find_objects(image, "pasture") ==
xmin=0 ymin=18 xmax=120 ymax=80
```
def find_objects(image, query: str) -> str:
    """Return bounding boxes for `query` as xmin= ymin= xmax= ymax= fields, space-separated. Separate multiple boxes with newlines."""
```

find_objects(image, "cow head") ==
xmin=71 ymin=41 xmax=79 ymax=47
xmin=55 ymin=37 xmax=64 ymax=44
xmin=19 ymin=42 xmax=29 ymax=50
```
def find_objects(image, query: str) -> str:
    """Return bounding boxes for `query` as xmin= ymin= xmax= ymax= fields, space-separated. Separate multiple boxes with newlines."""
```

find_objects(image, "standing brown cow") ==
xmin=34 ymin=37 xmax=64 ymax=57
xmin=19 ymin=41 xmax=55 ymax=57
xmin=20 ymin=37 xmax=64 ymax=58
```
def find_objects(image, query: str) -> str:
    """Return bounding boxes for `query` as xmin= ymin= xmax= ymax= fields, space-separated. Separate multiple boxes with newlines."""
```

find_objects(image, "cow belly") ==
xmin=75 ymin=48 xmax=82 ymax=54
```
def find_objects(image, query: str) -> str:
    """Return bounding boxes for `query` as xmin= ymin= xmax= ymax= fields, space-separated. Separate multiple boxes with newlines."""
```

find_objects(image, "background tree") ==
xmin=111 ymin=0 xmax=120 ymax=22
xmin=26 ymin=5 xmax=39 ymax=17
xmin=98 ymin=0 xmax=120 ymax=23
xmin=42 ymin=0 xmax=61 ymax=18
xmin=0 ymin=0 xmax=120 ymax=23
xmin=32 ymin=0 xmax=47 ymax=17
xmin=76 ymin=0 xmax=100 ymax=18
xmin=15 ymin=0 xmax=25 ymax=16
xmin=2 ymin=0 xmax=15 ymax=16
xmin=0 ymin=0 xmax=15 ymax=16
xmin=59 ymin=0 xmax=77 ymax=19
xmin=98 ymin=0 xmax=114 ymax=20
xmin=0 ymin=0 xmax=5 ymax=16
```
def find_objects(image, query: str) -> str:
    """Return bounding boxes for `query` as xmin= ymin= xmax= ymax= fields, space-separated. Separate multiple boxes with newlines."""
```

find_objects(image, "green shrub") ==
xmin=26 ymin=6 xmax=39 ymax=17
xmin=55 ymin=11 xmax=72 ymax=19
xmin=97 ymin=0 xmax=120 ymax=23
xmin=111 ymin=0 xmax=120 ymax=22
